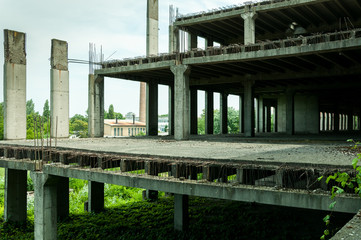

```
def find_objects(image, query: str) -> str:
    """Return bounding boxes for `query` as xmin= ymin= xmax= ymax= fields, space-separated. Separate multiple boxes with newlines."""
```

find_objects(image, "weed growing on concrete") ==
xmin=319 ymin=139 xmax=361 ymax=240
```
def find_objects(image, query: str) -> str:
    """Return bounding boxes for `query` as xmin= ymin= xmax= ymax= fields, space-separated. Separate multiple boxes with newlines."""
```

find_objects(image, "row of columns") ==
xmin=3 ymin=169 xmax=189 ymax=239
xmin=3 ymin=29 xmax=69 ymax=140
xmin=320 ymin=112 xmax=361 ymax=132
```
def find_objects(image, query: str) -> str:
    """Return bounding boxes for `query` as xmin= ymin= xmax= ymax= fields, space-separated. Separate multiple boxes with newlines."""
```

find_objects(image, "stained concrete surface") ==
xmin=1 ymin=133 xmax=359 ymax=166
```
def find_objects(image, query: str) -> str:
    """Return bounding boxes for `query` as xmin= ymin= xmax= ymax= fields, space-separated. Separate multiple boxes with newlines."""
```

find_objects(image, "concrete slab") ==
xmin=0 ymin=133 xmax=359 ymax=167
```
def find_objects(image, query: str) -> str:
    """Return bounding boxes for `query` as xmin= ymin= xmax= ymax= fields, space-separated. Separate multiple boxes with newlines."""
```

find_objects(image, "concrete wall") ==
xmin=3 ymin=29 xmax=27 ymax=140
xmin=50 ymin=39 xmax=69 ymax=138
xmin=294 ymin=94 xmax=319 ymax=134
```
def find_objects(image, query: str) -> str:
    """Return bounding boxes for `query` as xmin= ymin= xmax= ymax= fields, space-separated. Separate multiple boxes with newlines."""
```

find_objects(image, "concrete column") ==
xmin=88 ymin=74 xmax=95 ymax=137
xmin=286 ymin=90 xmax=295 ymax=135
xmin=139 ymin=83 xmax=146 ymax=123
xmin=88 ymin=181 xmax=104 ymax=213
xmin=3 ymin=29 xmax=26 ymax=140
xmin=4 ymin=169 xmax=27 ymax=223
xmin=146 ymin=80 xmax=158 ymax=136
xmin=50 ymin=39 xmax=69 ymax=138
xmin=31 ymin=172 xmax=58 ymax=240
xmin=190 ymin=88 xmax=198 ymax=135
xmin=220 ymin=93 xmax=228 ymax=134
xmin=174 ymin=194 xmax=189 ymax=231
xmin=241 ymin=11 xmax=258 ymax=44
xmin=94 ymin=75 xmax=104 ymax=137
xmin=258 ymin=97 xmax=264 ymax=132
xmin=205 ymin=38 xmax=213 ymax=48
xmin=243 ymin=80 xmax=255 ymax=137
xmin=205 ymin=91 xmax=214 ymax=134
xmin=57 ymin=177 xmax=69 ymax=219
xmin=348 ymin=112 xmax=354 ymax=131
xmin=171 ymin=65 xmax=191 ymax=140
xmin=168 ymin=84 xmax=175 ymax=135
xmin=266 ymin=106 xmax=271 ymax=132
xmin=255 ymin=98 xmax=259 ymax=132
xmin=239 ymin=95 xmax=244 ymax=133
xmin=169 ymin=25 xmax=179 ymax=53
xmin=188 ymin=33 xmax=198 ymax=50
xmin=334 ymin=110 xmax=340 ymax=132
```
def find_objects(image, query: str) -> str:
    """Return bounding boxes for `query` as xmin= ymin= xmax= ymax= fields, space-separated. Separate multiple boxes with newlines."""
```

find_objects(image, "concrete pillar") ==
xmin=239 ymin=95 xmax=244 ymax=133
xmin=168 ymin=84 xmax=175 ymax=135
xmin=334 ymin=110 xmax=340 ymax=132
xmin=266 ymin=106 xmax=271 ymax=132
xmin=88 ymin=181 xmax=104 ymax=213
xmin=94 ymin=75 xmax=104 ymax=137
xmin=205 ymin=38 xmax=213 ymax=48
xmin=50 ymin=39 xmax=69 ymax=138
xmin=188 ymin=33 xmax=198 ymax=50
xmin=258 ymin=97 xmax=264 ymax=132
xmin=4 ymin=169 xmax=27 ymax=223
xmin=243 ymin=80 xmax=255 ymax=137
xmin=169 ymin=25 xmax=179 ymax=53
xmin=141 ymin=0 xmax=159 ymax=125
xmin=220 ymin=93 xmax=228 ymax=134
xmin=171 ymin=65 xmax=191 ymax=140
xmin=174 ymin=194 xmax=189 ymax=231
xmin=146 ymin=81 xmax=158 ymax=136
xmin=88 ymin=74 xmax=95 ymax=137
xmin=3 ymin=29 xmax=26 ymax=140
xmin=241 ymin=11 xmax=258 ymax=44
xmin=31 ymin=172 xmax=58 ymax=240
xmin=286 ymin=90 xmax=295 ymax=135
xmin=205 ymin=91 xmax=214 ymax=134
xmin=255 ymin=98 xmax=259 ymax=132
xmin=190 ymin=88 xmax=198 ymax=135
xmin=348 ymin=112 xmax=354 ymax=131
xmin=57 ymin=177 xmax=69 ymax=219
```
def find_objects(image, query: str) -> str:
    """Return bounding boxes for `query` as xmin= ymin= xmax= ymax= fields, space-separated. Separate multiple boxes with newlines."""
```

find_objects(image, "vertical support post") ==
xmin=348 ymin=112 xmax=354 ymax=131
xmin=188 ymin=33 xmax=198 ymax=50
xmin=334 ymin=109 xmax=340 ymax=132
xmin=50 ymin=39 xmax=69 ymax=138
xmin=4 ymin=169 xmax=27 ymax=223
xmin=171 ymin=65 xmax=191 ymax=140
xmin=31 ymin=172 xmax=58 ymax=240
xmin=241 ymin=11 xmax=258 ymax=44
xmin=205 ymin=91 xmax=214 ymax=134
xmin=243 ymin=80 xmax=255 ymax=137
xmin=168 ymin=84 xmax=175 ymax=135
xmin=174 ymin=194 xmax=189 ymax=231
xmin=94 ymin=75 xmax=104 ymax=137
xmin=220 ymin=93 xmax=228 ymax=134
xmin=146 ymin=80 xmax=158 ymax=136
xmin=258 ymin=97 xmax=264 ymax=132
xmin=239 ymin=95 xmax=244 ymax=133
xmin=190 ymin=88 xmax=198 ymax=135
xmin=88 ymin=181 xmax=104 ymax=213
xmin=57 ymin=177 xmax=69 ymax=219
xmin=3 ymin=29 xmax=27 ymax=140
xmin=255 ymin=98 xmax=259 ymax=132
xmin=88 ymin=74 xmax=95 ymax=137
xmin=169 ymin=25 xmax=179 ymax=53
xmin=286 ymin=89 xmax=295 ymax=135
xmin=205 ymin=38 xmax=213 ymax=48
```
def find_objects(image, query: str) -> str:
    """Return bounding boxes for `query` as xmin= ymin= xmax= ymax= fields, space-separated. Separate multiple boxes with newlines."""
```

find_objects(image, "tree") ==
xmin=69 ymin=114 xmax=88 ymax=138
xmin=197 ymin=107 xmax=239 ymax=135
xmin=43 ymin=99 xmax=50 ymax=120
xmin=108 ymin=104 xmax=115 ymax=119
xmin=114 ymin=112 xmax=125 ymax=120
xmin=26 ymin=99 xmax=35 ymax=115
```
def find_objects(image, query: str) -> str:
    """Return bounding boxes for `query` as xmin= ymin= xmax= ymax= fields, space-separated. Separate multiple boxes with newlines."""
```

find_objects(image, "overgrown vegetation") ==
xmin=319 ymin=139 xmax=361 ymax=239
xmin=198 ymin=107 xmax=239 ymax=135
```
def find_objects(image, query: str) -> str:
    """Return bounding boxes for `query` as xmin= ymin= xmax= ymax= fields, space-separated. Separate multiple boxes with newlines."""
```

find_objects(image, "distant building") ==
xmin=104 ymin=119 xmax=146 ymax=137
xmin=158 ymin=116 xmax=168 ymax=132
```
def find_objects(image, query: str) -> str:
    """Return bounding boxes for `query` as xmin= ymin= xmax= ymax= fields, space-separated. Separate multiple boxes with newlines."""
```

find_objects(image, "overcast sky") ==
xmin=0 ymin=0 xmax=246 ymax=117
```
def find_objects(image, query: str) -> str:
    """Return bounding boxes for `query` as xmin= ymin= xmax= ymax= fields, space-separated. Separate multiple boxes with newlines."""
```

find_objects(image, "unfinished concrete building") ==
xmin=95 ymin=0 xmax=361 ymax=140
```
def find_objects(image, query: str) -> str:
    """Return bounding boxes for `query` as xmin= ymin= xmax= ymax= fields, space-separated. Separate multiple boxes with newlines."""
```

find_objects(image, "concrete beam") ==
xmin=50 ymin=39 xmax=69 ymax=138
xmin=3 ymin=29 xmax=26 ymax=140
xmin=94 ymin=75 xmax=104 ymax=137
xmin=171 ymin=65 xmax=191 ymax=140
xmin=0 ymin=158 xmax=36 ymax=170
xmin=220 ymin=93 xmax=228 ymax=134
xmin=205 ymin=91 xmax=214 ymax=134
xmin=146 ymin=80 xmax=158 ymax=136
xmin=43 ymin=165 xmax=361 ymax=214
xmin=88 ymin=181 xmax=104 ymax=213
xmin=174 ymin=194 xmax=189 ymax=231
xmin=4 ymin=169 xmax=27 ymax=223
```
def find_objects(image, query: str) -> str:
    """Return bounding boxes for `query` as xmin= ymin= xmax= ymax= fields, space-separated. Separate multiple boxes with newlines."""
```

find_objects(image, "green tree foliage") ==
xmin=26 ymin=99 xmax=35 ymax=115
xmin=108 ymin=104 xmax=115 ymax=119
xmin=69 ymin=114 xmax=88 ymax=138
xmin=43 ymin=99 xmax=50 ymax=120
xmin=198 ymin=107 xmax=239 ymax=135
